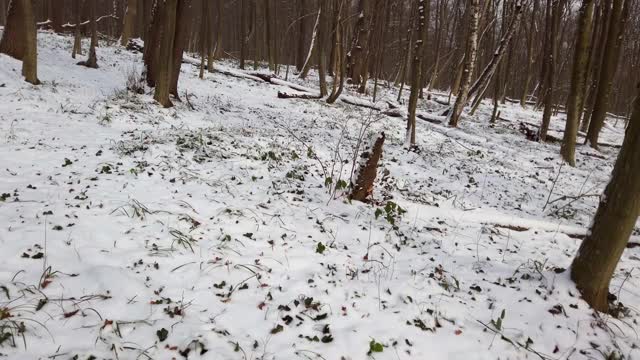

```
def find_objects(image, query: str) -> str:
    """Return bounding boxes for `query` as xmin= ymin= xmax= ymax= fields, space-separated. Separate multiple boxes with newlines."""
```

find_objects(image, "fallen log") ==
xmin=277 ymin=91 xmax=322 ymax=100
xmin=491 ymin=223 xmax=640 ymax=248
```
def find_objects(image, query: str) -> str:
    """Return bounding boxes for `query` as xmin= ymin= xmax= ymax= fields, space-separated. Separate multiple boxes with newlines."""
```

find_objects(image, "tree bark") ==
xmin=561 ymin=0 xmax=595 ymax=166
xmin=79 ymin=0 xmax=99 ymax=68
xmin=0 ymin=0 xmax=25 ymax=60
xmin=448 ymin=0 xmax=481 ymax=128
xmin=0 ymin=0 xmax=39 ymax=84
xmin=296 ymin=0 xmax=307 ymax=71
xmin=406 ymin=0 xmax=429 ymax=146
xmin=580 ymin=1 xmax=610 ymax=133
xmin=586 ymin=0 xmax=629 ymax=149
xmin=154 ymin=0 xmax=178 ymax=107
xmin=71 ymin=0 xmax=83 ymax=59
xmin=199 ymin=0 xmax=209 ymax=78
xmin=350 ymin=132 xmax=385 ymax=202
xmin=348 ymin=0 xmax=369 ymax=86
xmin=571 ymin=87 xmax=640 ymax=313
xmin=121 ymin=0 xmax=138 ymax=46
xmin=327 ymin=0 xmax=346 ymax=104
xmin=538 ymin=0 xmax=560 ymax=141
xmin=467 ymin=1 xmax=524 ymax=107
xmin=21 ymin=0 xmax=38 ymax=85
xmin=169 ymin=0 xmax=190 ymax=98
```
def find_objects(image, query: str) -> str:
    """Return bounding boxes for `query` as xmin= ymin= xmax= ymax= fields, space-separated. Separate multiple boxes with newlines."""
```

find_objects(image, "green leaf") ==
xmin=374 ymin=208 xmax=383 ymax=219
xmin=316 ymin=242 xmax=326 ymax=254
xmin=369 ymin=340 xmax=384 ymax=353
xmin=270 ymin=324 xmax=284 ymax=334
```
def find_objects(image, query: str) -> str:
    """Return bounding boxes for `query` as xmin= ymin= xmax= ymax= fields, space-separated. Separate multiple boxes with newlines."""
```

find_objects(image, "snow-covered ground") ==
xmin=1 ymin=31 xmax=639 ymax=360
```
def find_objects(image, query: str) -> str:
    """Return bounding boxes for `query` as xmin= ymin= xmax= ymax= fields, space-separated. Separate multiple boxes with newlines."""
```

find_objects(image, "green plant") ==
xmin=368 ymin=339 xmax=384 ymax=354
xmin=491 ymin=309 xmax=506 ymax=331
xmin=375 ymin=201 xmax=406 ymax=225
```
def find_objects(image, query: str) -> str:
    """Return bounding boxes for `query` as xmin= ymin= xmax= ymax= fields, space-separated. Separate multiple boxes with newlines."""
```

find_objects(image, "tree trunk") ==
xmin=121 ymin=0 xmax=138 ymax=46
xmin=1 ymin=0 xmax=39 ymax=84
xmin=79 ymin=0 xmax=99 ymax=68
xmin=581 ymin=1 xmax=610 ymax=133
xmin=169 ymin=0 xmax=189 ymax=98
xmin=0 ymin=0 xmax=25 ymax=60
xmin=327 ymin=0 xmax=346 ymax=104
xmin=561 ymin=0 xmax=595 ymax=166
xmin=264 ymin=0 xmax=274 ymax=71
xmin=406 ymin=0 xmax=428 ymax=146
xmin=71 ymin=0 xmax=83 ymax=59
xmin=467 ymin=1 xmax=524 ymax=106
xmin=538 ymin=0 xmax=559 ymax=141
xmin=586 ymin=0 xmax=629 ymax=149
xmin=296 ymin=0 xmax=306 ymax=72
xmin=571 ymin=87 xmax=640 ymax=313
xmin=239 ymin=0 xmax=247 ymax=69
xmin=214 ymin=0 xmax=223 ymax=59
xmin=448 ymin=0 xmax=481 ymax=128
xmin=21 ymin=0 xmax=38 ymax=85
xmin=521 ymin=0 xmax=539 ymax=107
xmin=348 ymin=0 xmax=369 ymax=86
xmin=317 ymin=0 xmax=327 ymax=96
xmin=154 ymin=0 xmax=178 ymax=108
xmin=199 ymin=0 xmax=209 ymax=79
xmin=0 ymin=0 xmax=6 ymax=26
xmin=299 ymin=6 xmax=321 ymax=80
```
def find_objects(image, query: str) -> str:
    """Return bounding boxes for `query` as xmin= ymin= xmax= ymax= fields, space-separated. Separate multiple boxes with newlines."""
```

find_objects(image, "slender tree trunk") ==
xmin=467 ymin=1 xmax=524 ymax=106
xmin=586 ymin=0 xmax=629 ymax=149
xmin=18 ymin=0 xmax=39 ymax=85
xmin=327 ymin=0 xmax=345 ymax=104
xmin=71 ymin=0 xmax=83 ymax=59
xmin=581 ymin=1 xmax=610 ymax=132
xmin=539 ymin=0 xmax=560 ymax=141
xmin=121 ymin=0 xmax=138 ymax=46
xmin=199 ymin=0 xmax=209 ymax=79
xmin=299 ymin=6 xmax=321 ymax=79
xmin=79 ymin=0 xmax=99 ymax=69
xmin=214 ymin=0 xmax=223 ymax=59
xmin=561 ymin=0 xmax=595 ymax=166
xmin=348 ymin=0 xmax=369 ymax=86
xmin=144 ymin=0 xmax=162 ymax=87
xmin=406 ymin=0 xmax=429 ymax=145
xmin=207 ymin=0 xmax=216 ymax=72
xmin=239 ymin=0 xmax=247 ymax=69
xmin=296 ymin=0 xmax=307 ymax=71
xmin=169 ymin=0 xmax=189 ymax=99
xmin=521 ymin=0 xmax=539 ymax=107
xmin=317 ymin=0 xmax=327 ymax=96
xmin=154 ymin=0 xmax=178 ymax=108
xmin=448 ymin=0 xmax=481 ymax=128
xmin=264 ymin=0 xmax=274 ymax=70
xmin=571 ymin=88 xmax=640 ymax=313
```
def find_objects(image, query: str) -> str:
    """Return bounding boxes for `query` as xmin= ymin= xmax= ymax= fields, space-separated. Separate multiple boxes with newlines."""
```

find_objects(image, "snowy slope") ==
xmin=1 ymin=31 xmax=639 ymax=360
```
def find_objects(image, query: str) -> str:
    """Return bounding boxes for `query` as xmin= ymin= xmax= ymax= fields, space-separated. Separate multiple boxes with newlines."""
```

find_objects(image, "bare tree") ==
xmin=571 ymin=85 xmax=640 ymax=313
xmin=448 ymin=0 xmax=481 ymax=128
xmin=0 ymin=0 xmax=39 ymax=85
xmin=561 ymin=0 xmax=595 ymax=166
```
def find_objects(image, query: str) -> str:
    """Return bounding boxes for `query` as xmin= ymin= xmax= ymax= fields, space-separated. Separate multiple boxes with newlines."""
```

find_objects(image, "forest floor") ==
xmin=1 ymin=31 xmax=639 ymax=360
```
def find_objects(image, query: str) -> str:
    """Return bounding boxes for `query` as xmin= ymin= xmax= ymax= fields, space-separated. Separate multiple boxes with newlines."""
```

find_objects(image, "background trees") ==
xmin=0 ymin=0 xmax=638 ymax=121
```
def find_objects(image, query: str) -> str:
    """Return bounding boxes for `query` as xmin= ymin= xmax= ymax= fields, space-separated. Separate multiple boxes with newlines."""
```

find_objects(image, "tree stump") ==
xmin=350 ymin=132 xmax=385 ymax=202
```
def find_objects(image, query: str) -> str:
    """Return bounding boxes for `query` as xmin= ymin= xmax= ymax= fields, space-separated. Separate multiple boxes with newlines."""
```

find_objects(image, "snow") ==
xmin=1 ymin=30 xmax=639 ymax=360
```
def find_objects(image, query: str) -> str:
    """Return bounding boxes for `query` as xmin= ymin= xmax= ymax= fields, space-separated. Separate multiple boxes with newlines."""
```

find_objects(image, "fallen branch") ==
xmin=277 ymin=91 xmax=322 ymax=100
